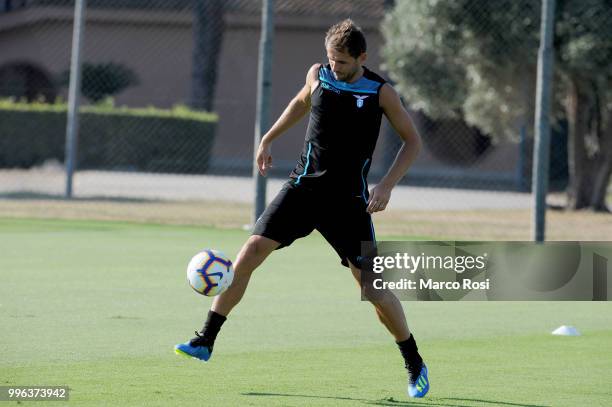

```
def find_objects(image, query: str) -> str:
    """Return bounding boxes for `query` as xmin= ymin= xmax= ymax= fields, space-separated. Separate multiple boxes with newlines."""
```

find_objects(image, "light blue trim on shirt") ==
xmin=295 ymin=142 xmax=312 ymax=185
xmin=319 ymin=66 xmax=380 ymax=94
xmin=361 ymin=158 xmax=370 ymax=203
xmin=361 ymin=157 xmax=377 ymax=244
xmin=369 ymin=218 xmax=377 ymax=243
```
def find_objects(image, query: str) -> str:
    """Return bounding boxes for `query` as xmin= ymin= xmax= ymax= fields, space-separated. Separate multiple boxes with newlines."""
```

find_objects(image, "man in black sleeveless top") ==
xmin=176 ymin=19 xmax=429 ymax=399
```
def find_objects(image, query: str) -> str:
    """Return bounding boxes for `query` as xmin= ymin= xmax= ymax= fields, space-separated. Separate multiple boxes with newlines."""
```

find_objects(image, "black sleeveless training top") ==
xmin=289 ymin=64 xmax=386 ymax=197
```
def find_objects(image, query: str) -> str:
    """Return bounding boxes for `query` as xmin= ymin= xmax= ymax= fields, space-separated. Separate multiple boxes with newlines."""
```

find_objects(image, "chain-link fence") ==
xmin=0 ymin=0 xmax=610 ymax=238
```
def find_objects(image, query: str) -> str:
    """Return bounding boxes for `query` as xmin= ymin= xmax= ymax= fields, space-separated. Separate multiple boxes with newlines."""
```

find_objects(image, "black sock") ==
xmin=397 ymin=334 xmax=423 ymax=374
xmin=190 ymin=310 xmax=227 ymax=348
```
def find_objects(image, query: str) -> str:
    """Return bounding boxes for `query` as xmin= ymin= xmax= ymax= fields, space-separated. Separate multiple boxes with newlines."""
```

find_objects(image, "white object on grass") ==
xmin=551 ymin=325 xmax=581 ymax=336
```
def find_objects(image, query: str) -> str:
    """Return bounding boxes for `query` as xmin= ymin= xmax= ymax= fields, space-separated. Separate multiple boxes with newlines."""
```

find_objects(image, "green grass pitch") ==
xmin=1 ymin=218 xmax=612 ymax=406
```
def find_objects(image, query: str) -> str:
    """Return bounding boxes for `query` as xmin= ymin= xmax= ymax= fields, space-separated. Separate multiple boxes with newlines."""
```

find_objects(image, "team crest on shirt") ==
xmin=353 ymin=95 xmax=369 ymax=108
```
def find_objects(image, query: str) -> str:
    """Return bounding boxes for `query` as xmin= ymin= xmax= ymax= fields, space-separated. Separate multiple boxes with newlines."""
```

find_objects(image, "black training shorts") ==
xmin=252 ymin=181 xmax=376 ymax=268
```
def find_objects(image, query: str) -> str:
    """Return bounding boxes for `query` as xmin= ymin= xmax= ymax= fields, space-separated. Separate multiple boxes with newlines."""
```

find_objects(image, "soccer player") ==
xmin=175 ymin=19 xmax=428 ymax=398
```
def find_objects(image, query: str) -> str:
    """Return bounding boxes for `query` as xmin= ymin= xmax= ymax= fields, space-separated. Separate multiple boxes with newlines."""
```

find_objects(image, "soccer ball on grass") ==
xmin=186 ymin=249 xmax=234 ymax=296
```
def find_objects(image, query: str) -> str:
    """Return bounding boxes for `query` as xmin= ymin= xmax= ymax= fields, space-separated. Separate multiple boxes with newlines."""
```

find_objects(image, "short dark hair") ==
xmin=324 ymin=19 xmax=366 ymax=58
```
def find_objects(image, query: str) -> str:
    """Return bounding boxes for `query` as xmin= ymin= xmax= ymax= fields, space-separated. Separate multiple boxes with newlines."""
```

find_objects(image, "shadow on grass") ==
xmin=243 ymin=392 xmax=550 ymax=407
xmin=442 ymin=398 xmax=549 ymax=407
xmin=0 ymin=192 xmax=157 ymax=203
xmin=244 ymin=392 xmax=450 ymax=406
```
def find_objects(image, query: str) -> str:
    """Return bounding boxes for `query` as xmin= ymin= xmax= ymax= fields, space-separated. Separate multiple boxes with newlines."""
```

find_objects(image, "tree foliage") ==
xmin=382 ymin=0 xmax=541 ymax=140
xmin=383 ymin=0 xmax=612 ymax=210
xmin=383 ymin=0 xmax=611 ymax=135
xmin=60 ymin=62 xmax=139 ymax=103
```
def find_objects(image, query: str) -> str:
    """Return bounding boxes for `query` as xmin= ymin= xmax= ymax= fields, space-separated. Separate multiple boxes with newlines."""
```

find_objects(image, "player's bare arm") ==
xmin=366 ymin=83 xmax=422 ymax=214
xmin=256 ymin=63 xmax=321 ymax=176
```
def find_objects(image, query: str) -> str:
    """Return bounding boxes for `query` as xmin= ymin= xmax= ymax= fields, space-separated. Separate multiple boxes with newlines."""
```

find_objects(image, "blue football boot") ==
xmin=174 ymin=332 xmax=213 ymax=362
xmin=408 ymin=363 xmax=429 ymax=398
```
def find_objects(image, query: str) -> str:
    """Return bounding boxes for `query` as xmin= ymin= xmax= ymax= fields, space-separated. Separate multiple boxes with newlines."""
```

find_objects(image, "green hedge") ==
xmin=0 ymin=102 xmax=218 ymax=174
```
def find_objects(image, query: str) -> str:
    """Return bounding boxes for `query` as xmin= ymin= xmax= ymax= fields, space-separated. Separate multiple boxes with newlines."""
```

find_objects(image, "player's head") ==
xmin=324 ymin=19 xmax=367 ymax=82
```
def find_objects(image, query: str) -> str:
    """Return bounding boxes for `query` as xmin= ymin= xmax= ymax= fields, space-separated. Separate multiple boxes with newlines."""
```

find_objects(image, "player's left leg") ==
xmin=348 ymin=260 xmax=409 ymax=340
xmin=348 ymin=262 xmax=429 ymax=398
xmin=317 ymin=194 xmax=429 ymax=398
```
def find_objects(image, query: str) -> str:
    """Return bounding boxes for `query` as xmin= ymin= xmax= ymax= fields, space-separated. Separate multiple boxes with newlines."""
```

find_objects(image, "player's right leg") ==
xmin=174 ymin=235 xmax=280 ymax=361
xmin=212 ymin=235 xmax=280 ymax=315
xmin=176 ymin=181 xmax=314 ymax=361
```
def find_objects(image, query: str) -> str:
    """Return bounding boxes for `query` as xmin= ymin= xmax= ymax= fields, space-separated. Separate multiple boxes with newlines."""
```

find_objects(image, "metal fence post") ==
xmin=64 ymin=0 xmax=87 ymax=198
xmin=253 ymin=0 xmax=275 ymax=224
xmin=531 ymin=0 xmax=556 ymax=241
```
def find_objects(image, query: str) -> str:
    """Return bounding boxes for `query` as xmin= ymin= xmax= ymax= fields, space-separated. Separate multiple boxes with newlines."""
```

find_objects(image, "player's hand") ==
xmin=256 ymin=142 xmax=273 ymax=176
xmin=367 ymin=183 xmax=392 ymax=213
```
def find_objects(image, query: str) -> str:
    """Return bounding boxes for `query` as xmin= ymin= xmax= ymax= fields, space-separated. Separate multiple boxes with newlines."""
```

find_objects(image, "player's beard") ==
xmin=339 ymin=65 xmax=360 ymax=82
